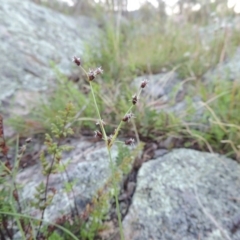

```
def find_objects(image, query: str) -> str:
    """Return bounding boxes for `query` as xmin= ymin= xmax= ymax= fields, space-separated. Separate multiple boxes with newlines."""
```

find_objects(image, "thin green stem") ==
xmin=89 ymin=83 xmax=124 ymax=239
xmin=0 ymin=211 xmax=79 ymax=240
xmin=107 ymin=148 xmax=124 ymax=240
xmin=37 ymin=109 xmax=71 ymax=238
xmin=79 ymin=64 xmax=145 ymax=240
xmin=80 ymin=65 xmax=124 ymax=239
xmin=109 ymin=88 xmax=143 ymax=146
xmin=9 ymin=137 xmax=26 ymax=240
xmin=89 ymin=82 xmax=107 ymax=140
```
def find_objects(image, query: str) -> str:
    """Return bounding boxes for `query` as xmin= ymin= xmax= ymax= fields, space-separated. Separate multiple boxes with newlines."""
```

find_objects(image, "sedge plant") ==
xmin=0 ymin=105 xmax=82 ymax=239
xmin=0 ymin=56 xmax=147 ymax=239
xmin=72 ymin=56 xmax=148 ymax=240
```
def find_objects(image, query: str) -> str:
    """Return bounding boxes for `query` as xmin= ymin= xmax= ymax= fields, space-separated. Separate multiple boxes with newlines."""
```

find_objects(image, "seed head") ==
xmin=141 ymin=79 xmax=148 ymax=88
xmin=122 ymin=112 xmax=134 ymax=122
xmin=132 ymin=94 xmax=138 ymax=105
xmin=88 ymin=69 xmax=96 ymax=81
xmin=94 ymin=130 xmax=103 ymax=139
xmin=72 ymin=56 xmax=81 ymax=66
xmin=25 ymin=137 xmax=32 ymax=143
xmin=125 ymin=138 xmax=135 ymax=146
xmin=13 ymin=189 xmax=19 ymax=202
xmin=87 ymin=67 xmax=103 ymax=81
xmin=95 ymin=67 xmax=103 ymax=75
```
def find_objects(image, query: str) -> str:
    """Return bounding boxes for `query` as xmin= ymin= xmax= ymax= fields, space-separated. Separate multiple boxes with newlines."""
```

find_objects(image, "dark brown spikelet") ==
xmin=72 ymin=56 xmax=81 ymax=66
xmin=140 ymin=79 xmax=148 ymax=88
xmin=125 ymin=138 xmax=135 ymax=146
xmin=25 ymin=137 xmax=32 ymax=143
xmin=122 ymin=112 xmax=134 ymax=122
xmin=88 ymin=69 xmax=96 ymax=81
xmin=95 ymin=67 xmax=103 ymax=75
xmin=94 ymin=130 xmax=103 ymax=139
xmin=132 ymin=94 xmax=138 ymax=105
xmin=13 ymin=189 xmax=19 ymax=202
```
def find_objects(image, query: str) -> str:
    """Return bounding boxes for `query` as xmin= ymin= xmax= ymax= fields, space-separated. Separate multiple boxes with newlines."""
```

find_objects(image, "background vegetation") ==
xmin=10 ymin=0 xmax=240 ymax=160
xmin=1 ymin=0 xmax=240 ymax=239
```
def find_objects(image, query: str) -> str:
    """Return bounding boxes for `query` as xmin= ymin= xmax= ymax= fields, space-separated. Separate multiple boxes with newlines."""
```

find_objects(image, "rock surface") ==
xmin=0 ymin=0 xmax=98 ymax=115
xmin=16 ymin=138 xmax=118 ymax=223
xmin=204 ymin=47 xmax=240 ymax=82
xmin=123 ymin=149 xmax=240 ymax=240
xmin=133 ymin=72 xmax=203 ymax=121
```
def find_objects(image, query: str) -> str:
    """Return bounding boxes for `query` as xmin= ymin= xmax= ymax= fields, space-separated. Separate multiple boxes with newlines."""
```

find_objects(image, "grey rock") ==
xmin=204 ymin=47 xmax=240 ymax=82
xmin=199 ymin=16 xmax=240 ymax=43
xmin=133 ymin=72 xmax=182 ymax=102
xmin=0 ymin=0 xmax=99 ymax=113
xmin=15 ymin=139 xmax=118 ymax=223
xmin=133 ymin=72 xmax=204 ymax=122
xmin=201 ymin=16 xmax=240 ymax=82
xmin=153 ymin=149 xmax=169 ymax=158
xmin=123 ymin=149 xmax=240 ymax=240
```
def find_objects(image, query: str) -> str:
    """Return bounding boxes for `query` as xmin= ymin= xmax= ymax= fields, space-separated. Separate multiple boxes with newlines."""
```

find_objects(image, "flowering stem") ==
xmin=80 ymin=65 xmax=124 ymax=240
xmin=109 ymin=88 xmax=143 ymax=147
xmin=76 ymin=59 xmax=147 ymax=240
xmin=89 ymin=82 xmax=107 ymax=140
xmin=107 ymin=149 xmax=124 ymax=240
xmin=90 ymin=83 xmax=124 ymax=240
